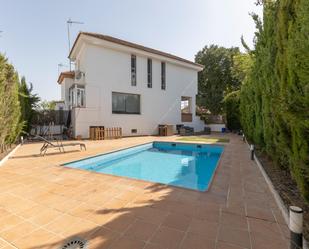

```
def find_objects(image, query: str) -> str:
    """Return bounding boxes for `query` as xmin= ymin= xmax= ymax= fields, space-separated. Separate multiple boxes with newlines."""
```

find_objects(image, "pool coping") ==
xmin=61 ymin=141 xmax=154 ymax=166
xmin=60 ymin=140 xmax=226 ymax=193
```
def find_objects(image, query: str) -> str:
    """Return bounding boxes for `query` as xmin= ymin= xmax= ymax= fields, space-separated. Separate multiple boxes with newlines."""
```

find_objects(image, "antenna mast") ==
xmin=67 ymin=18 xmax=83 ymax=71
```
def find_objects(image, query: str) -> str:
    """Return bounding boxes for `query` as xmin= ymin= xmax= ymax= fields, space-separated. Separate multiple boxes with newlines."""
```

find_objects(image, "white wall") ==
xmin=73 ymin=44 xmax=204 ymax=138
xmin=206 ymin=124 xmax=226 ymax=132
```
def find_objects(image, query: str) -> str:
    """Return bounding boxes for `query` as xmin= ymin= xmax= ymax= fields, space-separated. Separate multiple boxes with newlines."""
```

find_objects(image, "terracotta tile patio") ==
xmin=0 ymin=134 xmax=289 ymax=249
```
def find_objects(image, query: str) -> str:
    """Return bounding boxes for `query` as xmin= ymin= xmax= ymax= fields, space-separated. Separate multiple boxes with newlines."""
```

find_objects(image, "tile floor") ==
xmin=0 ymin=135 xmax=289 ymax=249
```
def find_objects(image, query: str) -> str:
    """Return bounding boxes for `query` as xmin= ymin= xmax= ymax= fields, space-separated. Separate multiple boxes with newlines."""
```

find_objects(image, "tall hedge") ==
xmin=0 ymin=54 xmax=22 ymax=151
xmin=240 ymin=0 xmax=309 ymax=201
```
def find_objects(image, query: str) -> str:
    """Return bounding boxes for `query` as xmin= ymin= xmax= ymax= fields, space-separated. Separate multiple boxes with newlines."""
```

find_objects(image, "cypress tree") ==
xmin=284 ymin=0 xmax=309 ymax=199
xmin=18 ymin=76 xmax=40 ymax=133
xmin=240 ymin=0 xmax=309 ymax=201
xmin=0 ymin=54 xmax=22 ymax=151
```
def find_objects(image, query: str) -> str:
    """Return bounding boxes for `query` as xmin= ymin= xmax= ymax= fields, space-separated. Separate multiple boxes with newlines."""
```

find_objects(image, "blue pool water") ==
xmin=64 ymin=142 xmax=224 ymax=191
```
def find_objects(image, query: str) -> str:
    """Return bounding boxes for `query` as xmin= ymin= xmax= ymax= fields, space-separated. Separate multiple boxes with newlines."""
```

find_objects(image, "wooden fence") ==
xmin=89 ymin=127 xmax=122 ymax=140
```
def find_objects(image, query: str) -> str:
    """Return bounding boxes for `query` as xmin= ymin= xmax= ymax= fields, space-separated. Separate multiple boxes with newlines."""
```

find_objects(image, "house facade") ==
xmin=58 ymin=32 xmax=205 ymax=138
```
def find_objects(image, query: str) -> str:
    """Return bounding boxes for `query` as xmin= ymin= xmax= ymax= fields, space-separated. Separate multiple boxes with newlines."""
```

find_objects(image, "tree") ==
xmin=37 ymin=100 xmax=56 ymax=111
xmin=224 ymin=91 xmax=241 ymax=131
xmin=223 ymin=53 xmax=253 ymax=131
xmin=0 ymin=54 xmax=22 ymax=151
xmin=195 ymin=45 xmax=241 ymax=114
xmin=231 ymin=53 xmax=253 ymax=83
xmin=18 ymin=77 xmax=40 ymax=133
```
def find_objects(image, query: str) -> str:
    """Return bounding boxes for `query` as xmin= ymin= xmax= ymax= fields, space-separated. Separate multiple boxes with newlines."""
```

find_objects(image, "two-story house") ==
xmin=57 ymin=32 xmax=205 ymax=138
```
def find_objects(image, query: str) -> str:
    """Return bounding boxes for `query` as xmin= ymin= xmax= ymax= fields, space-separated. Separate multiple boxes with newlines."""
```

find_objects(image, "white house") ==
xmin=57 ymin=32 xmax=205 ymax=138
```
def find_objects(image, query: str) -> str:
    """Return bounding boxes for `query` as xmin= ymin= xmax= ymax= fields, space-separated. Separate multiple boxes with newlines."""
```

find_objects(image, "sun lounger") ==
xmin=32 ymin=135 xmax=86 ymax=156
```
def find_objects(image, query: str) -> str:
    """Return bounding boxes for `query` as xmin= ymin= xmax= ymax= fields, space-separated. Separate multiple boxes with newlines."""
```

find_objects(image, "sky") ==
xmin=0 ymin=0 xmax=262 ymax=101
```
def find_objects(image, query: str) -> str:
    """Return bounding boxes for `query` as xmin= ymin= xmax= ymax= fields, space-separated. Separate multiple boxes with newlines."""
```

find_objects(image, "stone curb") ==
xmin=0 ymin=144 xmax=21 ymax=167
xmin=244 ymin=138 xmax=308 ymax=249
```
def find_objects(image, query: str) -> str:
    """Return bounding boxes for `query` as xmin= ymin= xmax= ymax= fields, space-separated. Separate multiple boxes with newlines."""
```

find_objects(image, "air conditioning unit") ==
xmin=75 ymin=70 xmax=85 ymax=80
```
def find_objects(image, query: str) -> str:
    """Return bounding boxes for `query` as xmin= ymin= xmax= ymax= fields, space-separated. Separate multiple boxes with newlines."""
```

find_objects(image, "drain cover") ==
xmin=59 ymin=237 xmax=87 ymax=249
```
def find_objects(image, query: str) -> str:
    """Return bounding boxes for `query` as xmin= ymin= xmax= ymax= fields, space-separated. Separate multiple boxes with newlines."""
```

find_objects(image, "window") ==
xmin=181 ymin=96 xmax=192 ymax=122
xmin=161 ymin=62 xmax=166 ymax=90
xmin=131 ymin=55 xmax=136 ymax=86
xmin=69 ymin=87 xmax=75 ymax=107
xmin=76 ymin=87 xmax=85 ymax=107
xmin=147 ymin=58 xmax=152 ymax=88
xmin=69 ymin=85 xmax=85 ymax=108
xmin=181 ymin=96 xmax=192 ymax=113
xmin=112 ymin=92 xmax=140 ymax=114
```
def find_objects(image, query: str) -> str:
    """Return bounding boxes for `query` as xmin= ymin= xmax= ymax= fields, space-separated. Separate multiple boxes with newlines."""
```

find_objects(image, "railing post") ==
xmin=250 ymin=144 xmax=255 ymax=160
xmin=289 ymin=206 xmax=303 ymax=249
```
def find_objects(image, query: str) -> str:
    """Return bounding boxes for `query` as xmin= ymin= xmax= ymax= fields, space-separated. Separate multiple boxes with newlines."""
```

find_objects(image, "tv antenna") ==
xmin=67 ymin=18 xmax=83 ymax=71
xmin=58 ymin=63 xmax=68 ymax=75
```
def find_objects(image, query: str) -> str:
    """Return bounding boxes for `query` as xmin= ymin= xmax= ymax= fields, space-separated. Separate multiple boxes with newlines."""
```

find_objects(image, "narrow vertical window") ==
xmin=147 ymin=58 xmax=152 ymax=88
xmin=131 ymin=55 xmax=136 ymax=86
xmin=161 ymin=62 xmax=166 ymax=90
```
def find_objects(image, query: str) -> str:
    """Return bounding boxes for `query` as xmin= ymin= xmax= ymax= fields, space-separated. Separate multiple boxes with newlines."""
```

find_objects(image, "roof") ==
xmin=57 ymin=71 xmax=75 ymax=84
xmin=69 ymin=32 xmax=204 ymax=69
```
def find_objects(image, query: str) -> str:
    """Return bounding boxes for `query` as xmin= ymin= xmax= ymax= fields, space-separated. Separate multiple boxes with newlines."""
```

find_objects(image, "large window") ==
xmin=147 ymin=58 xmax=152 ymax=88
xmin=112 ymin=92 xmax=140 ymax=114
xmin=161 ymin=62 xmax=166 ymax=90
xmin=131 ymin=55 xmax=136 ymax=86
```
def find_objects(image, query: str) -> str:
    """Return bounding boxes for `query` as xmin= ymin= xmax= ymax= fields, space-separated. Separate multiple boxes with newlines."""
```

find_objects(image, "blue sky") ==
xmin=0 ymin=0 xmax=262 ymax=101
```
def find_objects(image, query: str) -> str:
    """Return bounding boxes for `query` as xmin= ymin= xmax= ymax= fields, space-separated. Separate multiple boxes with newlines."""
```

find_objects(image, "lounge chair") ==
xmin=31 ymin=135 xmax=86 ymax=156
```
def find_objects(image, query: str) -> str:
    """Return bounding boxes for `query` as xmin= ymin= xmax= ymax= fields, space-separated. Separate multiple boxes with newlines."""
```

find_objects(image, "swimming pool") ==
xmin=63 ymin=142 xmax=224 ymax=191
